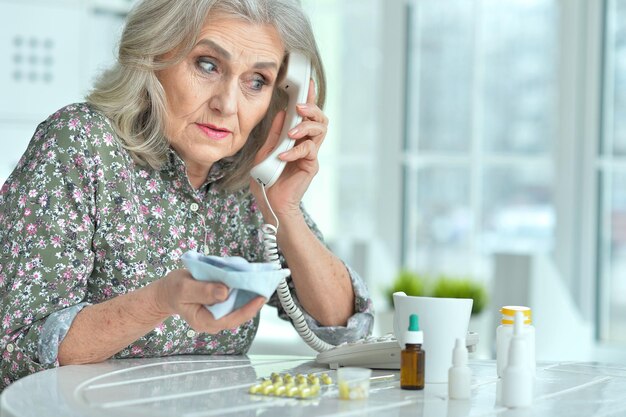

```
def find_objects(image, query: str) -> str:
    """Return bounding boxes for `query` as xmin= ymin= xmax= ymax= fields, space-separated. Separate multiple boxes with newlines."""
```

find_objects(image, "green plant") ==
xmin=385 ymin=269 xmax=425 ymax=307
xmin=431 ymin=276 xmax=488 ymax=316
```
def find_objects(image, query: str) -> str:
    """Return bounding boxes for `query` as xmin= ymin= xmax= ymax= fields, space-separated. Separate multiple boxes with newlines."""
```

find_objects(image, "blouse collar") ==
xmin=162 ymin=147 xmax=229 ymax=191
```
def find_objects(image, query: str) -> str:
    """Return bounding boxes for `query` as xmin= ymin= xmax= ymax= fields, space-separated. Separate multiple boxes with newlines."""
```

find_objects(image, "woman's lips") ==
xmin=196 ymin=123 xmax=231 ymax=140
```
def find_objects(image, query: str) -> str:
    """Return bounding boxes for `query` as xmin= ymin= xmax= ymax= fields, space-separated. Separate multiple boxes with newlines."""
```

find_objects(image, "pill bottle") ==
xmin=496 ymin=306 xmax=535 ymax=377
xmin=400 ymin=314 xmax=425 ymax=390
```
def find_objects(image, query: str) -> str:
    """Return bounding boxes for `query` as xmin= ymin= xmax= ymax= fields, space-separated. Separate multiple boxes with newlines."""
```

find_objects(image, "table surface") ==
xmin=1 ymin=356 xmax=626 ymax=417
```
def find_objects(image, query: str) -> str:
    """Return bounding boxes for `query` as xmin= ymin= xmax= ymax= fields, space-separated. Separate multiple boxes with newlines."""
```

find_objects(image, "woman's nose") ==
xmin=208 ymin=79 xmax=238 ymax=116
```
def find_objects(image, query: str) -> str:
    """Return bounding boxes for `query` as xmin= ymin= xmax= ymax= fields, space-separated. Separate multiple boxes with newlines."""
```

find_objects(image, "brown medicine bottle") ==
xmin=400 ymin=314 xmax=425 ymax=390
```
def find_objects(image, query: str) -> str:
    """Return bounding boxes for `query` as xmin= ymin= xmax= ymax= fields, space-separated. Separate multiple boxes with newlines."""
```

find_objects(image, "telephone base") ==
xmin=315 ymin=332 xmax=479 ymax=370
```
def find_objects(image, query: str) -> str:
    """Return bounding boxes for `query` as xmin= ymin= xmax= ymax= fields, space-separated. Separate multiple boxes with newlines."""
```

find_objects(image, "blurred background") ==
xmin=1 ymin=0 xmax=625 ymax=364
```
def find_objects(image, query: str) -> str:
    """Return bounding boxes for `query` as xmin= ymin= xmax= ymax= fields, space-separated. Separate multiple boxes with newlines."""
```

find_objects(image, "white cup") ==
xmin=393 ymin=292 xmax=473 ymax=384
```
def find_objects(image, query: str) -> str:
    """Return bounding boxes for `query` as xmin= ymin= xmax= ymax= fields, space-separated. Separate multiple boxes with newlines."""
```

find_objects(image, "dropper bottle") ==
xmin=400 ymin=314 xmax=425 ymax=390
xmin=448 ymin=337 xmax=471 ymax=400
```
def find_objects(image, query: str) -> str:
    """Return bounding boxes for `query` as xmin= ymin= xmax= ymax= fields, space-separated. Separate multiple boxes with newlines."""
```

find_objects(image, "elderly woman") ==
xmin=0 ymin=0 xmax=373 ymax=390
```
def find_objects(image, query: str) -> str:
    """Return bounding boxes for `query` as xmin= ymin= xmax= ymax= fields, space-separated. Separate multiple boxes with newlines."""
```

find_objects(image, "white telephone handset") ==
xmin=250 ymin=52 xmax=334 ymax=353
xmin=250 ymin=52 xmax=311 ymax=187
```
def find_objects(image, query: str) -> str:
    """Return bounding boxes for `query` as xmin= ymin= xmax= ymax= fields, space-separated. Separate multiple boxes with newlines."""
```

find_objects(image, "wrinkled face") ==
xmin=157 ymin=13 xmax=284 ymax=179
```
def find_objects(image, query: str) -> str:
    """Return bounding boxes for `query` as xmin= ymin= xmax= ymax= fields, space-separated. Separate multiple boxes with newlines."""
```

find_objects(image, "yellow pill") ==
xmin=286 ymin=386 xmax=300 ymax=397
xmin=284 ymin=381 xmax=295 ymax=389
xmin=262 ymin=385 xmax=275 ymax=395
xmin=298 ymin=387 xmax=312 ymax=398
xmin=284 ymin=374 xmax=294 ymax=383
xmin=321 ymin=374 xmax=333 ymax=385
xmin=248 ymin=384 xmax=262 ymax=394
xmin=338 ymin=381 xmax=350 ymax=400
xmin=274 ymin=385 xmax=287 ymax=397
xmin=272 ymin=375 xmax=284 ymax=385
xmin=296 ymin=376 xmax=307 ymax=385
xmin=308 ymin=376 xmax=320 ymax=385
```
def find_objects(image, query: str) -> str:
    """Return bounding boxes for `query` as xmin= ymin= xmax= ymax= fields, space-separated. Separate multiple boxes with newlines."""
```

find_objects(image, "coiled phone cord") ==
xmin=259 ymin=184 xmax=334 ymax=353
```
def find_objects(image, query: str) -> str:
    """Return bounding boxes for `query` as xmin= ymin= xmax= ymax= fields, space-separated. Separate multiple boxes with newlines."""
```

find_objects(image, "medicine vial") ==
xmin=400 ymin=314 xmax=425 ymax=390
xmin=448 ymin=337 xmax=471 ymax=400
xmin=496 ymin=306 xmax=535 ymax=377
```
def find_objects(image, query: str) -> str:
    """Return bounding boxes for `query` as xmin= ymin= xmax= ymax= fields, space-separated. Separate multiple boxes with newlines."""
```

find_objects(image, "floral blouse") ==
xmin=0 ymin=103 xmax=374 ymax=391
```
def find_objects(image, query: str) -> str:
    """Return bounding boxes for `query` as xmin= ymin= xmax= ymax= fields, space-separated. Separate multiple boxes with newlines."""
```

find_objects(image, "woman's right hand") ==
xmin=152 ymin=269 xmax=265 ymax=333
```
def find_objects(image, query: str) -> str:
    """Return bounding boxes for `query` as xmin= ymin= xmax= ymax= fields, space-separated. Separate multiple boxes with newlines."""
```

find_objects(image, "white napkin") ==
xmin=181 ymin=251 xmax=290 ymax=319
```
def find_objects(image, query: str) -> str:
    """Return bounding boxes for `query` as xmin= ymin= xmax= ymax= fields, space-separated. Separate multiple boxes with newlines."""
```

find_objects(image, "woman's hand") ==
xmin=251 ymin=79 xmax=328 ymax=219
xmin=152 ymin=269 xmax=265 ymax=334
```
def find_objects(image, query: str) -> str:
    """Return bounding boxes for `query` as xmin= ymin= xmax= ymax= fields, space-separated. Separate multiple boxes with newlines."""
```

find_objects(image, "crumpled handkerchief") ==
xmin=181 ymin=251 xmax=290 ymax=319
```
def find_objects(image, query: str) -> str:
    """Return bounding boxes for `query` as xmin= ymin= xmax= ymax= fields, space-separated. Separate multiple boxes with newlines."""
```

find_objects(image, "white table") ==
xmin=1 ymin=356 xmax=626 ymax=417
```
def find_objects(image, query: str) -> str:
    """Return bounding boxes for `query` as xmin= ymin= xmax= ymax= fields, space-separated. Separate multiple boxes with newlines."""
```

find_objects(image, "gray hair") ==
xmin=87 ymin=0 xmax=326 ymax=191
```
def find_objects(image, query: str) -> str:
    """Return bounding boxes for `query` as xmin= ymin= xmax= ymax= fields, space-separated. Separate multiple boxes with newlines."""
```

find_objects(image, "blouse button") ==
xmin=6 ymin=343 xmax=14 ymax=353
xmin=190 ymin=203 xmax=199 ymax=212
xmin=187 ymin=330 xmax=196 ymax=338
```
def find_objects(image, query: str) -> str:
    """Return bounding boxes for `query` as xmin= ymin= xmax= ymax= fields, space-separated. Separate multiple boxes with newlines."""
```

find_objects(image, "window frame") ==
xmin=553 ymin=0 xmax=605 ymax=330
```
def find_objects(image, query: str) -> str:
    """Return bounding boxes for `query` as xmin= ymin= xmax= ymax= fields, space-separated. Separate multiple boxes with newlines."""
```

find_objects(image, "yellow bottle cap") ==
xmin=500 ymin=306 xmax=532 ymax=324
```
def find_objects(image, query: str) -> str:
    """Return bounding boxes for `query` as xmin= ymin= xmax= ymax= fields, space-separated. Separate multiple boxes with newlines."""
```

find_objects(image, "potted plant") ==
xmin=381 ymin=270 xmax=489 ymax=354
xmin=384 ymin=269 xmax=426 ymax=308
xmin=431 ymin=275 xmax=488 ymax=316
xmin=385 ymin=271 xmax=488 ymax=315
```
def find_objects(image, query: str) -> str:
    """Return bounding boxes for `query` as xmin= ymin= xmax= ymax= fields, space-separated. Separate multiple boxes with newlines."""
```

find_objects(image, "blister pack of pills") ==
xmin=248 ymin=372 xmax=333 ymax=399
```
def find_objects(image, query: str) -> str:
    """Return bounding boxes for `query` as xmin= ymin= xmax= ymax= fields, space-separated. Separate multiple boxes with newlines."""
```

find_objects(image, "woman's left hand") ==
xmin=251 ymin=79 xmax=328 ymax=218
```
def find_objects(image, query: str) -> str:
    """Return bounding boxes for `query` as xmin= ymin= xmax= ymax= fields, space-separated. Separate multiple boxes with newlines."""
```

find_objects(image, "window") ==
xmin=301 ymin=0 xmax=382 ymax=242
xmin=403 ymin=0 xmax=559 ymax=279
xmin=300 ymin=0 xmax=386 ymax=297
xmin=401 ymin=0 xmax=626 ymax=353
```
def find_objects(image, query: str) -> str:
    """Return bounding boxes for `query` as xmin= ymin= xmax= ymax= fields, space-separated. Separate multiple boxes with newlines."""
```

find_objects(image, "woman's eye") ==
xmin=250 ymin=76 xmax=267 ymax=91
xmin=198 ymin=59 xmax=217 ymax=74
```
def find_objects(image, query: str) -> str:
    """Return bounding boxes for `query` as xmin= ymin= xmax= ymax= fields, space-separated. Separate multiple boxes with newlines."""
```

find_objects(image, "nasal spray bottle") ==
xmin=502 ymin=311 xmax=533 ymax=408
xmin=400 ymin=314 xmax=425 ymax=390
xmin=496 ymin=306 xmax=535 ymax=377
xmin=448 ymin=337 xmax=471 ymax=400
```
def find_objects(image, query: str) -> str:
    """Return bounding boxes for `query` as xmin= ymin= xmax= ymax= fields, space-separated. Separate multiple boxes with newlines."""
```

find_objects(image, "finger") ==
xmin=254 ymin=110 xmax=286 ymax=164
xmin=213 ymin=296 xmax=266 ymax=330
xmin=288 ymin=121 xmax=327 ymax=141
xmin=295 ymin=103 xmax=328 ymax=125
xmin=279 ymin=139 xmax=318 ymax=162
xmin=185 ymin=280 xmax=231 ymax=305
xmin=306 ymin=78 xmax=316 ymax=105
xmin=191 ymin=303 xmax=217 ymax=324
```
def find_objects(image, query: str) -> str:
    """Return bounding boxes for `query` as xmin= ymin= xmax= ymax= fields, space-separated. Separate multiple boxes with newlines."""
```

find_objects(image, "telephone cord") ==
xmin=259 ymin=183 xmax=334 ymax=353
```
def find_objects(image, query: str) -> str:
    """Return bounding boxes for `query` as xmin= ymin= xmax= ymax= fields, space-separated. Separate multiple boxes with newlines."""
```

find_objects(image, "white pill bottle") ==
xmin=496 ymin=306 xmax=535 ymax=377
